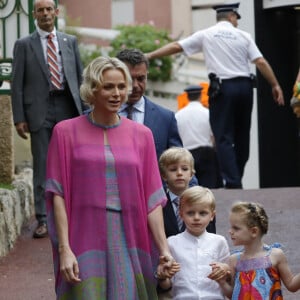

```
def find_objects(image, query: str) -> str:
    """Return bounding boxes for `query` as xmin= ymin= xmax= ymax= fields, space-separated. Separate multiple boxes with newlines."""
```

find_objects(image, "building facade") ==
xmin=59 ymin=0 xmax=300 ymax=188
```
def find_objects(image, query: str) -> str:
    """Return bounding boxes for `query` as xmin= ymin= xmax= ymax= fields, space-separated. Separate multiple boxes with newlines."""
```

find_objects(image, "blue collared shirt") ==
xmin=119 ymin=96 xmax=145 ymax=124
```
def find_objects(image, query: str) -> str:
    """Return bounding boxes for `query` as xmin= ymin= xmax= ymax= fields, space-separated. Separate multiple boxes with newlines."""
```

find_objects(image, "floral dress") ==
xmin=46 ymin=116 xmax=166 ymax=299
xmin=232 ymin=245 xmax=283 ymax=300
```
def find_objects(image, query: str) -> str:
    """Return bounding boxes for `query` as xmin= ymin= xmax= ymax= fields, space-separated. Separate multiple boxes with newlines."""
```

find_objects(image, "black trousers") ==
xmin=190 ymin=146 xmax=223 ymax=188
xmin=30 ymin=90 xmax=78 ymax=224
xmin=209 ymin=77 xmax=253 ymax=189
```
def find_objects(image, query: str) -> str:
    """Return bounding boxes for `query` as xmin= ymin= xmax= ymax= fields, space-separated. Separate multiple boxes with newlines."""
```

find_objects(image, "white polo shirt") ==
xmin=179 ymin=21 xmax=262 ymax=79
xmin=175 ymin=101 xmax=213 ymax=150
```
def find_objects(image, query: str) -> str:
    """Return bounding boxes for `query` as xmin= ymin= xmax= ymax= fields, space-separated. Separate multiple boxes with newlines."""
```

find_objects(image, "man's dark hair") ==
xmin=116 ymin=48 xmax=149 ymax=69
xmin=187 ymin=92 xmax=201 ymax=101
xmin=216 ymin=11 xmax=233 ymax=22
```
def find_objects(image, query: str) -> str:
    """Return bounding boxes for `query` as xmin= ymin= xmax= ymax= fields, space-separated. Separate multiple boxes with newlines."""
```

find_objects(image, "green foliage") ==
xmin=79 ymin=45 xmax=102 ymax=68
xmin=109 ymin=24 xmax=174 ymax=81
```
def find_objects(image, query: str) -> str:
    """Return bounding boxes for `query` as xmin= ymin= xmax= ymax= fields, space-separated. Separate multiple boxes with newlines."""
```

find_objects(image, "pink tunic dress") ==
xmin=46 ymin=115 xmax=167 ymax=299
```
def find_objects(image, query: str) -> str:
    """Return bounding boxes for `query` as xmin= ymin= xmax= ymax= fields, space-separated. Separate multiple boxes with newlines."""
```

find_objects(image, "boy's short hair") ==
xmin=159 ymin=147 xmax=195 ymax=177
xmin=180 ymin=186 xmax=216 ymax=211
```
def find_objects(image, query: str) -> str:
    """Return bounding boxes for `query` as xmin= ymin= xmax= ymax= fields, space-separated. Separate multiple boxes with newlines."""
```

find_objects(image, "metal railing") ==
xmin=0 ymin=58 xmax=12 ymax=95
xmin=0 ymin=0 xmax=30 ymax=95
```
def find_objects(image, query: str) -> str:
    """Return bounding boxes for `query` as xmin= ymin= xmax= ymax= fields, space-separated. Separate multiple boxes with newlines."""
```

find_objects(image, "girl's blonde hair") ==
xmin=159 ymin=147 xmax=195 ymax=177
xmin=231 ymin=201 xmax=269 ymax=235
xmin=180 ymin=186 xmax=216 ymax=211
xmin=80 ymin=56 xmax=132 ymax=106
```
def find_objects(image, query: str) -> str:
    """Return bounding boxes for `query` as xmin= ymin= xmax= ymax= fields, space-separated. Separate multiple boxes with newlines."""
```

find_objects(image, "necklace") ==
xmin=90 ymin=111 xmax=120 ymax=129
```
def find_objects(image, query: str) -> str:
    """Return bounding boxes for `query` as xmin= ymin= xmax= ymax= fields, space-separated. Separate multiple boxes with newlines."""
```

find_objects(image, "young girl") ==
xmin=216 ymin=201 xmax=300 ymax=299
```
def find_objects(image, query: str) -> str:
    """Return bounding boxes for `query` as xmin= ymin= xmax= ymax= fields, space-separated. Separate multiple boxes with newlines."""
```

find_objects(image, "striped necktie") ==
xmin=126 ymin=103 xmax=134 ymax=120
xmin=173 ymin=197 xmax=183 ymax=230
xmin=47 ymin=33 xmax=62 ymax=90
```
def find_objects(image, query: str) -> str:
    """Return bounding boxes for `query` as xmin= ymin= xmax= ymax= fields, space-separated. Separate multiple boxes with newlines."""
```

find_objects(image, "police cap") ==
xmin=184 ymin=85 xmax=203 ymax=95
xmin=213 ymin=2 xmax=241 ymax=19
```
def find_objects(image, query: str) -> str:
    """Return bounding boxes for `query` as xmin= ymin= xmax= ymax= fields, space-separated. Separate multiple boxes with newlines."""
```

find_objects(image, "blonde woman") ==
xmin=46 ymin=56 xmax=176 ymax=299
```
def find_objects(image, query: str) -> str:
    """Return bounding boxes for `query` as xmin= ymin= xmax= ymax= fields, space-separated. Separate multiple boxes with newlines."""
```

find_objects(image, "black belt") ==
xmin=221 ymin=76 xmax=251 ymax=82
xmin=190 ymin=146 xmax=214 ymax=151
xmin=221 ymin=75 xmax=256 ymax=87
xmin=49 ymin=89 xmax=67 ymax=96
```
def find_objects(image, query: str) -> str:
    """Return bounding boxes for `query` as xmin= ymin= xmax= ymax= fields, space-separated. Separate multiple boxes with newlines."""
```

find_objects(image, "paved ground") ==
xmin=5 ymin=97 xmax=300 ymax=299
xmin=1 ymin=187 xmax=300 ymax=299
xmin=0 ymin=218 xmax=55 ymax=300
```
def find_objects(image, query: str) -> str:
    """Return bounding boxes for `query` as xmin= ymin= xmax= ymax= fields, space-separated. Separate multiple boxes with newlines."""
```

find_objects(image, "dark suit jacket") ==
xmin=143 ymin=96 xmax=183 ymax=160
xmin=143 ymin=96 xmax=198 ymax=186
xmin=163 ymin=192 xmax=185 ymax=238
xmin=11 ymin=30 xmax=84 ymax=131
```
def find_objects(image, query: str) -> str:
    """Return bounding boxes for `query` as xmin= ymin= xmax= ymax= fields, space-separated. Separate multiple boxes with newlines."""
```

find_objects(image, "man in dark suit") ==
xmin=11 ymin=0 xmax=85 ymax=238
xmin=116 ymin=48 xmax=184 ymax=161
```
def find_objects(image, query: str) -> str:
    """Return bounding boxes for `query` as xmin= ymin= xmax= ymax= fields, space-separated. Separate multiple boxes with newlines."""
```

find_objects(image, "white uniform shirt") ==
xmin=179 ymin=21 xmax=262 ymax=79
xmin=175 ymin=101 xmax=213 ymax=150
xmin=168 ymin=230 xmax=229 ymax=300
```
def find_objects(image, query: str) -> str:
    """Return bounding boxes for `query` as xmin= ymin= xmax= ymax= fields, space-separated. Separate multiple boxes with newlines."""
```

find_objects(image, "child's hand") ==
xmin=167 ymin=261 xmax=180 ymax=277
xmin=157 ymin=255 xmax=180 ymax=279
xmin=208 ymin=262 xmax=230 ymax=282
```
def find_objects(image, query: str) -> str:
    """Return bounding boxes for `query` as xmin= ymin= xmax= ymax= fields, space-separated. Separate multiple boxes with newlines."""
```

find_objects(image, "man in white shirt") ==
xmin=175 ymin=85 xmax=222 ymax=188
xmin=146 ymin=2 xmax=284 ymax=189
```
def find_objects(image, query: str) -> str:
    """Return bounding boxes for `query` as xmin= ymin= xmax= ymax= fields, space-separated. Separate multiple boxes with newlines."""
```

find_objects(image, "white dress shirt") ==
xmin=179 ymin=21 xmax=262 ymax=79
xmin=175 ymin=101 xmax=213 ymax=150
xmin=168 ymin=230 xmax=229 ymax=300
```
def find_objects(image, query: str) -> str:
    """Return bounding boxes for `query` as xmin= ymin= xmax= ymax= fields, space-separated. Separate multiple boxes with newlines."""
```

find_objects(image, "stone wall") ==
xmin=0 ymin=95 xmax=14 ymax=183
xmin=0 ymin=168 xmax=34 ymax=257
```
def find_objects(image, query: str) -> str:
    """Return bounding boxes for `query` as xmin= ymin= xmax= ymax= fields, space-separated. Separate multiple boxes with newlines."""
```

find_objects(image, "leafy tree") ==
xmin=109 ymin=24 xmax=173 ymax=81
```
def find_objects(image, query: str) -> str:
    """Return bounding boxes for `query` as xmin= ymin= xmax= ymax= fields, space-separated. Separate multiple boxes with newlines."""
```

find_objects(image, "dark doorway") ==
xmin=255 ymin=2 xmax=300 ymax=187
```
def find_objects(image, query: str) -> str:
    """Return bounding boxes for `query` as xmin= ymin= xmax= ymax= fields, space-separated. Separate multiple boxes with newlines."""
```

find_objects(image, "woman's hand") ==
xmin=59 ymin=245 xmax=81 ymax=284
xmin=157 ymin=255 xmax=180 ymax=279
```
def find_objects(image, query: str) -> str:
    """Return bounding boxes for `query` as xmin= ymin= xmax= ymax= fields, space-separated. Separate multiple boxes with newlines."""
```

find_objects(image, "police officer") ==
xmin=175 ymin=85 xmax=223 ymax=188
xmin=146 ymin=2 xmax=284 ymax=188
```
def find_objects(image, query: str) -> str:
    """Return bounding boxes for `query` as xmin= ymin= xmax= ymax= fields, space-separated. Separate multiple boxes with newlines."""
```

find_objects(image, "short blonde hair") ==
xmin=231 ymin=201 xmax=268 ymax=235
xmin=180 ymin=186 xmax=216 ymax=211
xmin=159 ymin=147 xmax=195 ymax=177
xmin=80 ymin=56 xmax=132 ymax=106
